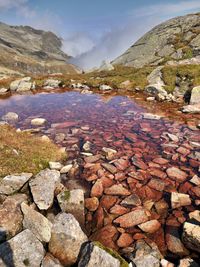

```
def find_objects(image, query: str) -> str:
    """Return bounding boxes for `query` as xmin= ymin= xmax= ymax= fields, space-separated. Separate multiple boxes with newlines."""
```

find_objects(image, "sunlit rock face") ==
xmin=113 ymin=13 xmax=200 ymax=68
xmin=0 ymin=22 xmax=79 ymax=75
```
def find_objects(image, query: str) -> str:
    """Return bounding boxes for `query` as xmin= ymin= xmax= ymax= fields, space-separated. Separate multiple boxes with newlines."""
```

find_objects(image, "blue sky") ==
xmin=0 ymin=0 xmax=200 ymax=68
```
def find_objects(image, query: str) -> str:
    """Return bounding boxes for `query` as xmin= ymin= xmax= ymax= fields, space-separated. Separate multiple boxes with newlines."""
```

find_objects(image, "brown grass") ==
xmin=0 ymin=125 xmax=65 ymax=178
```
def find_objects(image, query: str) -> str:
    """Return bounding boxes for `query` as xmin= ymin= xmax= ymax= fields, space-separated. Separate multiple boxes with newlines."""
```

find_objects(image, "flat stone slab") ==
xmin=0 ymin=173 xmax=33 ymax=195
xmin=21 ymin=202 xmax=52 ymax=242
xmin=29 ymin=169 xmax=60 ymax=210
xmin=0 ymin=229 xmax=45 ymax=267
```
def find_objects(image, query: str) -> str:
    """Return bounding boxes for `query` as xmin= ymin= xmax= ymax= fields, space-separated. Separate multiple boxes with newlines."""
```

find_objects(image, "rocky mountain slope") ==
xmin=113 ymin=13 xmax=200 ymax=68
xmin=0 ymin=22 xmax=79 ymax=75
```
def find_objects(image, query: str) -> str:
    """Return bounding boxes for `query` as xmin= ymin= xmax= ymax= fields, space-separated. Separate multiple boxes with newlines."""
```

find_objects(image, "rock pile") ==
xmin=0 ymin=169 xmax=129 ymax=267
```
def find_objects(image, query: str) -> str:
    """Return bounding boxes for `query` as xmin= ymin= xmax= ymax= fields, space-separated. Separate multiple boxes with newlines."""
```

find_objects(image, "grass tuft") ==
xmin=0 ymin=125 xmax=65 ymax=178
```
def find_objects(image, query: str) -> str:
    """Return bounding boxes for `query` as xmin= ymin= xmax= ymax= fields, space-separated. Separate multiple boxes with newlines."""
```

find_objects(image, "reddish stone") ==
xmin=54 ymin=121 xmax=77 ymax=129
xmin=176 ymin=147 xmax=190 ymax=156
xmin=101 ymin=163 xmax=117 ymax=174
xmin=148 ymin=228 xmax=166 ymax=255
xmin=149 ymin=168 xmax=167 ymax=179
xmin=104 ymin=184 xmax=130 ymax=196
xmin=153 ymin=158 xmax=169 ymax=165
xmin=133 ymin=233 xmax=146 ymax=240
xmin=85 ymin=197 xmax=99 ymax=211
xmin=100 ymin=177 xmax=115 ymax=188
xmin=148 ymin=178 xmax=165 ymax=192
xmin=90 ymin=225 xmax=119 ymax=251
xmin=166 ymin=226 xmax=189 ymax=256
xmin=191 ymin=186 xmax=200 ymax=198
xmin=131 ymin=156 xmax=148 ymax=170
xmin=189 ymin=159 xmax=200 ymax=168
xmin=91 ymin=179 xmax=103 ymax=198
xmin=94 ymin=206 xmax=104 ymax=229
xmin=113 ymin=158 xmax=129 ymax=171
xmin=110 ymin=205 xmax=129 ymax=215
xmin=86 ymin=174 xmax=98 ymax=182
xmin=114 ymin=208 xmax=149 ymax=228
xmin=138 ymin=220 xmax=161 ymax=233
xmin=100 ymin=196 xmax=118 ymax=210
xmin=166 ymin=167 xmax=188 ymax=182
xmin=115 ymin=172 xmax=126 ymax=181
xmin=117 ymin=233 xmax=133 ymax=247
xmin=84 ymin=155 xmax=101 ymax=163
xmin=179 ymin=182 xmax=193 ymax=194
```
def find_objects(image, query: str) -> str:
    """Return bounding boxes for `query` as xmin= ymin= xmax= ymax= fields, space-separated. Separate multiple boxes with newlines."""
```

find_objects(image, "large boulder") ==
xmin=182 ymin=222 xmax=200 ymax=253
xmin=10 ymin=77 xmax=35 ymax=92
xmin=21 ymin=202 xmax=52 ymax=243
xmin=57 ymin=189 xmax=85 ymax=226
xmin=1 ymin=112 xmax=19 ymax=122
xmin=78 ymin=242 xmax=121 ymax=267
xmin=29 ymin=169 xmax=60 ymax=210
xmin=49 ymin=213 xmax=88 ymax=266
xmin=43 ymin=79 xmax=62 ymax=89
xmin=0 ymin=229 xmax=45 ymax=267
xmin=0 ymin=173 xmax=32 ymax=195
xmin=0 ymin=194 xmax=27 ymax=242
xmin=190 ymin=86 xmax=200 ymax=104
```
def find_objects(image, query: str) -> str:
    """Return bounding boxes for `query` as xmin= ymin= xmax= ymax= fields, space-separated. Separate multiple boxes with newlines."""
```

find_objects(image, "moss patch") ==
xmin=93 ymin=241 xmax=129 ymax=267
xmin=0 ymin=125 xmax=66 ymax=178
xmin=61 ymin=190 xmax=71 ymax=201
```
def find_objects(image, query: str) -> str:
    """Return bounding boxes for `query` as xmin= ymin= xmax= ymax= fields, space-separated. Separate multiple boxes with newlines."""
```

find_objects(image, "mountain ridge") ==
xmin=0 ymin=21 xmax=79 ymax=75
xmin=112 ymin=12 xmax=200 ymax=68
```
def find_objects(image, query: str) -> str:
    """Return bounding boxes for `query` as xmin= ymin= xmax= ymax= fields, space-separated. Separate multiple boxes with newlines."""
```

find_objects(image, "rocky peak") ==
xmin=113 ymin=13 xmax=200 ymax=68
xmin=0 ymin=22 xmax=79 ymax=75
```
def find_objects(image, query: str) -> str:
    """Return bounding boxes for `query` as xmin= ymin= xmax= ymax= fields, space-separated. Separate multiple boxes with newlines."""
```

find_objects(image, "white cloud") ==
xmin=62 ymin=33 xmax=95 ymax=57
xmin=71 ymin=0 xmax=200 ymax=70
xmin=130 ymin=0 xmax=200 ymax=18
xmin=0 ymin=0 xmax=27 ymax=9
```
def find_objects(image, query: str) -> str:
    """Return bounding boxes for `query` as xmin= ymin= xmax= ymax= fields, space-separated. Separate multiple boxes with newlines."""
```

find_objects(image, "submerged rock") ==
xmin=0 ymin=229 xmax=45 ymax=267
xmin=1 ymin=112 xmax=19 ymax=122
xmin=29 ymin=169 xmax=60 ymax=210
xmin=49 ymin=213 xmax=88 ymax=266
xmin=31 ymin=118 xmax=47 ymax=126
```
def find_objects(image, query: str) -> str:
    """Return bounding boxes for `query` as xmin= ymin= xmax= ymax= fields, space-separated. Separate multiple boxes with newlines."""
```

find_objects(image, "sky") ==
xmin=0 ymin=0 xmax=200 ymax=69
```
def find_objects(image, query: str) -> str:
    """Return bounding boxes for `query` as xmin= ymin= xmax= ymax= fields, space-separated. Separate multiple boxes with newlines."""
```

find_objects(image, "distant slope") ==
xmin=0 ymin=22 xmax=79 ymax=75
xmin=113 ymin=13 xmax=200 ymax=68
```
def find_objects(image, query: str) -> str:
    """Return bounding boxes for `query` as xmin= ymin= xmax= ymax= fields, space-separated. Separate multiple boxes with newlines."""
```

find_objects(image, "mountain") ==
xmin=113 ymin=13 xmax=200 ymax=68
xmin=0 ymin=22 xmax=79 ymax=75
